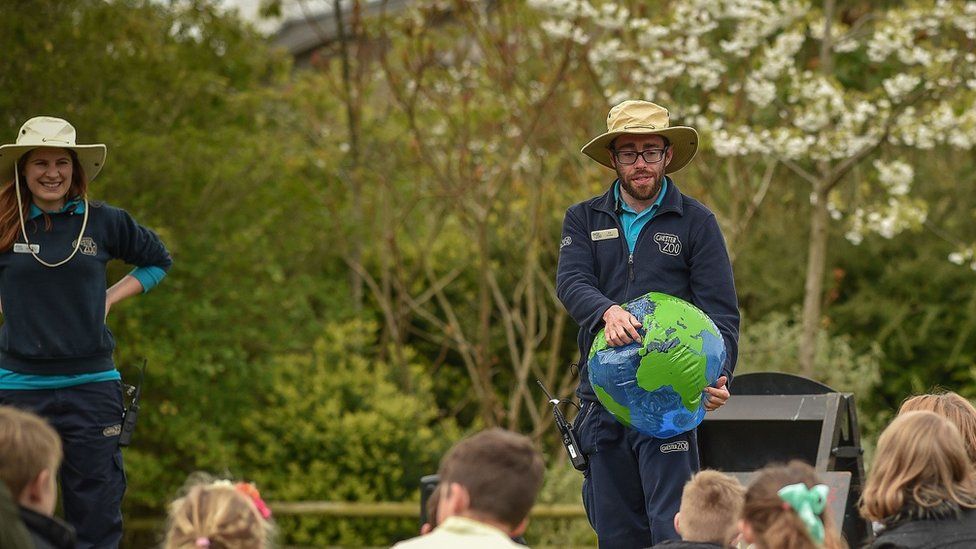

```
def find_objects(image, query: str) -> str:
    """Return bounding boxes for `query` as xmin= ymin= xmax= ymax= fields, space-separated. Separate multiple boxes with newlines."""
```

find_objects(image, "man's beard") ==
xmin=616 ymin=166 xmax=663 ymax=202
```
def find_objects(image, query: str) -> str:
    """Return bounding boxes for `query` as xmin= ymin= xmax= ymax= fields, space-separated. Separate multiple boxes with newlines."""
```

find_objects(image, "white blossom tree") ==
xmin=532 ymin=0 xmax=976 ymax=375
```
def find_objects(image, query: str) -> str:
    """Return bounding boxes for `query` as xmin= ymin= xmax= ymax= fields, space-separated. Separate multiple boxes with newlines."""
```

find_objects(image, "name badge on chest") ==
xmin=13 ymin=243 xmax=40 ymax=254
xmin=590 ymin=228 xmax=619 ymax=241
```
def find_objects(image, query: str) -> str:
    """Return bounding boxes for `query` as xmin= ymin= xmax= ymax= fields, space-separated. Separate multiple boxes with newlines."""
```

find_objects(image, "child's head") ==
xmin=0 ymin=406 xmax=61 ymax=516
xmin=741 ymin=460 xmax=844 ymax=549
xmin=436 ymin=428 xmax=544 ymax=536
xmin=861 ymin=410 xmax=976 ymax=523
xmin=674 ymin=470 xmax=744 ymax=545
xmin=164 ymin=478 xmax=273 ymax=549
xmin=899 ymin=391 xmax=976 ymax=464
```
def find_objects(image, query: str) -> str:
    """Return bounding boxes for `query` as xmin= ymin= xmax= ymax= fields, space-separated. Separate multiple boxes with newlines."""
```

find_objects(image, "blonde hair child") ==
xmin=0 ymin=406 xmax=62 ymax=517
xmin=861 ymin=411 xmax=976 ymax=525
xmin=899 ymin=391 xmax=976 ymax=464
xmin=164 ymin=478 xmax=273 ymax=549
xmin=674 ymin=470 xmax=744 ymax=547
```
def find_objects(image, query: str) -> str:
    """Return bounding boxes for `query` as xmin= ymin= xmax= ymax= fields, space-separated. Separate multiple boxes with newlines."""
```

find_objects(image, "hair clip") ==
xmin=235 ymin=481 xmax=272 ymax=520
xmin=778 ymin=483 xmax=829 ymax=544
xmin=195 ymin=537 xmax=210 ymax=547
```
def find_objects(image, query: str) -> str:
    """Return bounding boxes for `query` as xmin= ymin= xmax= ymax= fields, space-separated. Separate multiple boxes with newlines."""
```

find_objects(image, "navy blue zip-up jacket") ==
xmin=0 ymin=202 xmax=172 ymax=375
xmin=556 ymin=180 xmax=739 ymax=401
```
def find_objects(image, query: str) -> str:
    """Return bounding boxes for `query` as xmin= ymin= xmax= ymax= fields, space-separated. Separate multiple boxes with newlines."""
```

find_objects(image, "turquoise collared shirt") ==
xmin=615 ymin=178 xmax=669 ymax=252
xmin=0 ymin=199 xmax=165 ymax=390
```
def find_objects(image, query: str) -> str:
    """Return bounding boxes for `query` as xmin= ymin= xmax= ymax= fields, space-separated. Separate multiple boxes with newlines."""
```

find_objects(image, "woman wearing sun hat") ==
xmin=0 ymin=116 xmax=172 ymax=548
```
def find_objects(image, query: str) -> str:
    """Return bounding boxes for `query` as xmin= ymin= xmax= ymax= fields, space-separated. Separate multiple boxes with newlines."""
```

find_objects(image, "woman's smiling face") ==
xmin=23 ymin=147 xmax=74 ymax=211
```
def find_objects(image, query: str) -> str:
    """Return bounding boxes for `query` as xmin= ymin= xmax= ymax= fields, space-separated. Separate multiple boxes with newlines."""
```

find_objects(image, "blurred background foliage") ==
xmin=2 ymin=0 xmax=974 ymax=546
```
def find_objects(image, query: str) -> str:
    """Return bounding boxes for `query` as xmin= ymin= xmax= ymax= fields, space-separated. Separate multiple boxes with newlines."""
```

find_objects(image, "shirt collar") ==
xmin=28 ymin=198 xmax=85 ymax=220
xmin=614 ymin=177 xmax=669 ymax=214
xmin=437 ymin=516 xmax=514 ymax=540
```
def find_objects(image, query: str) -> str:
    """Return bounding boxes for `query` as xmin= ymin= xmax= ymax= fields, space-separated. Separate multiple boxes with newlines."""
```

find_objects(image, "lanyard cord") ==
xmin=13 ymin=163 xmax=89 ymax=268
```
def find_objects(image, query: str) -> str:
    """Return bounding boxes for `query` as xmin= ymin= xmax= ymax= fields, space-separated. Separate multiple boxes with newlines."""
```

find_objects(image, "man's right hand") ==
xmin=602 ymin=304 xmax=643 ymax=346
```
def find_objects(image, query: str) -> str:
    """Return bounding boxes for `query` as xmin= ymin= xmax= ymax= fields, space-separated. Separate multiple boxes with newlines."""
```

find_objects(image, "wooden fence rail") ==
xmin=127 ymin=501 xmax=586 ymax=531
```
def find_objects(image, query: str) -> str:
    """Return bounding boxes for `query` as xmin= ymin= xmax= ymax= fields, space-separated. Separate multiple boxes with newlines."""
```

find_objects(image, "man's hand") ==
xmin=602 ymin=304 xmax=642 ymax=347
xmin=703 ymin=376 xmax=730 ymax=411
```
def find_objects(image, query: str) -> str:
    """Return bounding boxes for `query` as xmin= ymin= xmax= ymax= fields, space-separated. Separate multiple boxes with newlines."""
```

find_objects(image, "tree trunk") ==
xmin=799 ymin=0 xmax=836 ymax=377
xmin=799 ymin=183 xmax=830 ymax=376
xmin=334 ymin=0 xmax=364 ymax=310
xmin=477 ymin=218 xmax=501 ymax=426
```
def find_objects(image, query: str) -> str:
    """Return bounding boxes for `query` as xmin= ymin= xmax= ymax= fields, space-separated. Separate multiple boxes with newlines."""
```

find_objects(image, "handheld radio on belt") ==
xmin=536 ymin=379 xmax=588 ymax=471
xmin=119 ymin=359 xmax=146 ymax=448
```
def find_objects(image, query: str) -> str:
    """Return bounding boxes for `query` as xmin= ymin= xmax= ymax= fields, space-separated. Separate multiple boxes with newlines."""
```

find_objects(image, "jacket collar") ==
xmin=28 ymin=197 xmax=85 ymax=220
xmin=19 ymin=506 xmax=76 ymax=549
xmin=593 ymin=176 xmax=684 ymax=217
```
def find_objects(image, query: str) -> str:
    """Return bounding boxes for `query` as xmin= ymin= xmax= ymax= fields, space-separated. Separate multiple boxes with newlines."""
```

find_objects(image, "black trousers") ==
xmin=575 ymin=400 xmax=700 ymax=549
xmin=1 ymin=380 xmax=126 ymax=549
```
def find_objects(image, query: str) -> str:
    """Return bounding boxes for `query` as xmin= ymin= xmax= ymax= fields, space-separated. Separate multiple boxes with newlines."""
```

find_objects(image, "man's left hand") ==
xmin=703 ymin=376 xmax=729 ymax=412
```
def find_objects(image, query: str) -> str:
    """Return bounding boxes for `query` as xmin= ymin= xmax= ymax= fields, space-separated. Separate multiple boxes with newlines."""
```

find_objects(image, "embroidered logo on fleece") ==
xmin=73 ymin=237 xmax=97 ymax=256
xmin=654 ymin=232 xmax=682 ymax=256
xmin=660 ymin=441 xmax=689 ymax=453
xmin=560 ymin=236 xmax=572 ymax=249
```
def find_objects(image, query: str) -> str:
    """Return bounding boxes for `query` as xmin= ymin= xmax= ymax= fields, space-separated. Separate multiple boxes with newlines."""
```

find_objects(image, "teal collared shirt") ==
xmin=0 ymin=199 xmax=165 ymax=390
xmin=614 ymin=178 xmax=669 ymax=252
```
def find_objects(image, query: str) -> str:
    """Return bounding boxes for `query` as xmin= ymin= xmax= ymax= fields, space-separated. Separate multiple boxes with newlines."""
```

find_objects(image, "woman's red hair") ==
xmin=0 ymin=148 xmax=88 ymax=252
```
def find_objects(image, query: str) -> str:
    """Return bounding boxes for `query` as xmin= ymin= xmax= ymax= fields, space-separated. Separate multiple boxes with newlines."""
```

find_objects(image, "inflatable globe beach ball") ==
xmin=588 ymin=292 xmax=726 ymax=439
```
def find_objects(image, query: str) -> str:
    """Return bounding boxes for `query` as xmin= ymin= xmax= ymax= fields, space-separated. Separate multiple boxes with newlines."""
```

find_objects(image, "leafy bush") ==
xmin=526 ymin=460 xmax=597 ymax=548
xmin=240 ymin=320 xmax=460 ymax=546
xmin=738 ymin=310 xmax=887 ymax=458
xmin=738 ymin=310 xmax=883 ymax=398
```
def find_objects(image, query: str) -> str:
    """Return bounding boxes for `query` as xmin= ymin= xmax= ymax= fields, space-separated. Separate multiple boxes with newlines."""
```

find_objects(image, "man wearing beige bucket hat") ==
xmin=556 ymin=100 xmax=739 ymax=547
xmin=0 ymin=116 xmax=172 ymax=548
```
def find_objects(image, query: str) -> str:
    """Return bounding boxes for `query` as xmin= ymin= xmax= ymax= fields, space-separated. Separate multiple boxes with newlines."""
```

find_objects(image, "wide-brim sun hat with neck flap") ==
xmin=581 ymin=100 xmax=699 ymax=174
xmin=0 ymin=116 xmax=107 ymax=184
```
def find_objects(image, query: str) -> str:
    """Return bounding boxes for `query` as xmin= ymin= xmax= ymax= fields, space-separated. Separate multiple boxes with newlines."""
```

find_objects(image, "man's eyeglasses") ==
xmin=612 ymin=148 xmax=668 ymax=165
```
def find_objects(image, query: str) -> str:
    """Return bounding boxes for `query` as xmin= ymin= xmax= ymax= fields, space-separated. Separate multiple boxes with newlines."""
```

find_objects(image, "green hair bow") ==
xmin=777 ymin=482 xmax=829 ymax=545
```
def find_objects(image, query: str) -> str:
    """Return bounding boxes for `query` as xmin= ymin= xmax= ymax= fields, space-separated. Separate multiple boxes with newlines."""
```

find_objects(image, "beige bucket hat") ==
xmin=581 ymin=100 xmax=698 ymax=173
xmin=0 ymin=116 xmax=106 ymax=184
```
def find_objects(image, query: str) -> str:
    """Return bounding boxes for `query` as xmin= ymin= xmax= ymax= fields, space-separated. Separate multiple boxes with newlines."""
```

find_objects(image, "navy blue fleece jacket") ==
xmin=0 ymin=201 xmax=172 ymax=375
xmin=556 ymin=180 xmax=740 ymax=401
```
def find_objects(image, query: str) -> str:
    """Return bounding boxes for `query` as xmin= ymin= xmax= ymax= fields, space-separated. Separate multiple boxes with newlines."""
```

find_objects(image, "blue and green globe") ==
xmin=588 ymin=292 xmax=726 ymax=439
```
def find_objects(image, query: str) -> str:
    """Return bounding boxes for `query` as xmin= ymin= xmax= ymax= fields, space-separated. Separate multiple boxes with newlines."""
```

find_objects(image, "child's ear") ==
xmin=511 ymin=517 xmax=529 ymax=538
xmin=436 ymin=482 xmax=470 ymax=524
xmin=673 ymin=512 xmax=682 ymax=536
xmin=739 ymin=518 xmax=755 ymax=544
xmin=21 ymin=468 xmax=47 ymax=502
xmin=20 ymin=468 xmax=54 ymax=514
